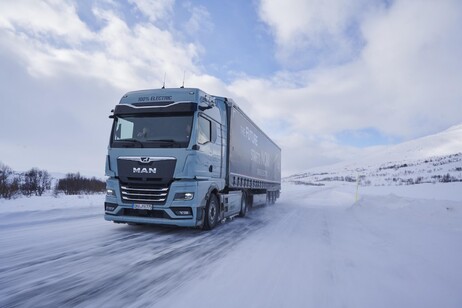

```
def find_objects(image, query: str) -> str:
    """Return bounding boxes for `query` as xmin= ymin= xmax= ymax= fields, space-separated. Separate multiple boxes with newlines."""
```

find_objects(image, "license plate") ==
xmin=133 ymin=203 xmax=153 ymax=210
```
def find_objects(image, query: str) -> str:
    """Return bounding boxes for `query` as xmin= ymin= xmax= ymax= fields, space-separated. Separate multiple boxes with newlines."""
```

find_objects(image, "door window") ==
xmin=198 ymin=116 xmax=211 ymax=144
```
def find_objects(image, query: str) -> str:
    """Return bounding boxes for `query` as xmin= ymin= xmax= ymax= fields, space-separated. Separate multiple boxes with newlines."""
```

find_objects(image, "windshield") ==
xmin=111 ymin=114 xmax=193 ymax=148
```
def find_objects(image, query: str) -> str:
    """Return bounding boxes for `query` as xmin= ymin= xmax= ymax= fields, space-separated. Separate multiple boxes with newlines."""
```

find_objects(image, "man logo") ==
xmin=133 ymin=167 xmax=157 ymax=174
xmin=140 ymin=157 xmax=151 ymax=163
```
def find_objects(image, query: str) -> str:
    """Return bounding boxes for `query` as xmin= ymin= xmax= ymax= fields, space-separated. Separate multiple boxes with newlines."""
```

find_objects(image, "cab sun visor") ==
xmin=114 ymin=102 xmax=197 ymax=115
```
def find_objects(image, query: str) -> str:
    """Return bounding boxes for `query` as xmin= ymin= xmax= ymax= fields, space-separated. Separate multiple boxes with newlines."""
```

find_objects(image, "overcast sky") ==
xmin=1 ymin=0 xmax=462 ymax=177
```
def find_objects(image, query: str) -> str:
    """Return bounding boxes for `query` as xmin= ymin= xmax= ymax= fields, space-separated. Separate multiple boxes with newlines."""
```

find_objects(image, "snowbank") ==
xmin=0 ymin=194 xmax=104 ymax=214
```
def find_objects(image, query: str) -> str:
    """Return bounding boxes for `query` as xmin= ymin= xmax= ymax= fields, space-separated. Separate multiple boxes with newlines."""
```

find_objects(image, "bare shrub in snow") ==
xmin=0 ymin=162 xmax=20 ymax=199
xmin=21 ymin=168 xmax=52 ymax=196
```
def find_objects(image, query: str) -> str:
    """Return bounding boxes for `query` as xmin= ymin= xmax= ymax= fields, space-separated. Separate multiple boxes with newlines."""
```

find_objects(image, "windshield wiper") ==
xmin=145 ymin=139 xmax=184 ymax=148
xmin=117 ymin=138 xmax=144 ymax=148
xmin=145 ymin=139 xmax=177 ymax=143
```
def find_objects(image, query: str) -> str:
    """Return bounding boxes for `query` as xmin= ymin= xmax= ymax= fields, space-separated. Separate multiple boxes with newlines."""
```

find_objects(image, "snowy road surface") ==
xmin=1 ymin=183 xmax=462 ymax=308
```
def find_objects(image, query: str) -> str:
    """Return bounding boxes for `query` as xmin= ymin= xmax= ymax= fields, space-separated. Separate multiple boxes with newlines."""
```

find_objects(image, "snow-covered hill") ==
xmin=285 ymin=124 xmax=462 ymax=186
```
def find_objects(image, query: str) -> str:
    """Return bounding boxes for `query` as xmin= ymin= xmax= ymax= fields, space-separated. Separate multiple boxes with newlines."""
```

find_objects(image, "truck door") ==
xmin=197 ymin=115 xmax=221 ymax=178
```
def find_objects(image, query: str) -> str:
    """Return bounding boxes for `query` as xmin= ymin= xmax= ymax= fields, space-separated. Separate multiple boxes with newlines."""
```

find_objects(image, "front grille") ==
xmin=120 ymin=183 xmax=169 ymax=204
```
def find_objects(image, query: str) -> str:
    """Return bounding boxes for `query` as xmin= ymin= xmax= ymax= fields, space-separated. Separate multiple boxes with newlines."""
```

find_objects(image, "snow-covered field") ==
xmin=1 ymin=182 xmax=461 ymax=308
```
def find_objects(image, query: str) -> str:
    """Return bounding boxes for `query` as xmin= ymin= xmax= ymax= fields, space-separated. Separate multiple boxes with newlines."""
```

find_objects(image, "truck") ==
xmin=104 ymin=88 xmax=281 ymax=229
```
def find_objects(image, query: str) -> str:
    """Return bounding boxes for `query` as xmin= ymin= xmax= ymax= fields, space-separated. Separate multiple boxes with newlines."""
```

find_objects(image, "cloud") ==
xmin=0 ymin=3 xmax=200 ymax=89
xmin=0 ymin=0 xmax=94 ymax=45
xmin=1 ymin=0 xmax=462 ymax=178
xmin=258 ymin=0 xmax=378 ymax=67
xmin=276 ymin=132 xmax=367 ymax=176
xmin=182 ymin=2 xmax=213 ymax=36
xmin=128 ymin=0 xmax=174 ymax=22
xmin=231 ymin=0 xmax=462 ymax=174
xmin=0 ymin=0 xmax=206 ymax=175
xmin=359 ymin=0 xmax=462 ymax=135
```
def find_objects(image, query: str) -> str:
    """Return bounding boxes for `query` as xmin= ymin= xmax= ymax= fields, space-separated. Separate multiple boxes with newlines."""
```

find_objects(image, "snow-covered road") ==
xmin=1 ymin=183 xmax=462 ymax=308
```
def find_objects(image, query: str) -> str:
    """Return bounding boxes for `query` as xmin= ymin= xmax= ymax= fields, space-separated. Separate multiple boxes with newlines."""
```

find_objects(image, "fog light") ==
xmin=174 ymin=192 xmax=194 ymax=201
xmin=106 ymin=189 xmax=115 ymax=196
xmin=105 ymin=202 xmax=117 ymax=212
xmin=172 ymin=207 xmax=192 ymax=216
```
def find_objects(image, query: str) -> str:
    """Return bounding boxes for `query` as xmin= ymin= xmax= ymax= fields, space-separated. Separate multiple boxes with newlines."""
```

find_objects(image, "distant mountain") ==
xmin=285 ymin=124 xmax=462 ymax=186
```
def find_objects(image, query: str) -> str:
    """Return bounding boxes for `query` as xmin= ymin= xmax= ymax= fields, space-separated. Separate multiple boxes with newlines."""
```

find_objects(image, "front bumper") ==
xmin=104 ymin=178 xmax=206 ymax=227
xmin=104 ymin=210 xmax=202 ymax=227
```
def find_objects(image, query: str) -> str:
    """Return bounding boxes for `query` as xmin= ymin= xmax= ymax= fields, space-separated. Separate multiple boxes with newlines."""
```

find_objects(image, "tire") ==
xmin=203 ymin=193 xmax=219 ymax=230
xmin=268 ymin=191 xmax=275 ymax=205
xmin=239 ymin=192 xmax=248 ymax=217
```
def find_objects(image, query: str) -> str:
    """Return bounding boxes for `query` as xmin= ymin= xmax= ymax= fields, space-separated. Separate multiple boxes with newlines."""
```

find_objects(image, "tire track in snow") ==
xmin=0 ymin=209 xmax=269 ymax=308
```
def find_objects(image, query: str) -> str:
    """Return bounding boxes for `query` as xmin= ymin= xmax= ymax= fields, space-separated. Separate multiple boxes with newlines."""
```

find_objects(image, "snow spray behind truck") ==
xmin=104 ymin=88 xmax=281 ymax=229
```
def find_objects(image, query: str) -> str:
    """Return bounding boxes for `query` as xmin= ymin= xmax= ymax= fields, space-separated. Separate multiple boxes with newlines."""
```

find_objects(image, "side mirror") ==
xmin=198 ymin=95 xmax=216 ymax=110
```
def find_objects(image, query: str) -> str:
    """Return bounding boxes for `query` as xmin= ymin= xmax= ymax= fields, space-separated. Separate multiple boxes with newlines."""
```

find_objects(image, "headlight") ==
xmin=106 ymin=189 xmax=116 ymax=196
xmin=174 ymin=192 xmax=194 ymax=201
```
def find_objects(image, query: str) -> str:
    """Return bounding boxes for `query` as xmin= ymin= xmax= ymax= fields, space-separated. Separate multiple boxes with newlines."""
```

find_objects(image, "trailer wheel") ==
xmin=239 ymin=192 xmax=248 ymax=217
xmin=203 ymin=193 xmax=219 ymax=230
xmin=268 ymin=191 xmax=275 ymax=205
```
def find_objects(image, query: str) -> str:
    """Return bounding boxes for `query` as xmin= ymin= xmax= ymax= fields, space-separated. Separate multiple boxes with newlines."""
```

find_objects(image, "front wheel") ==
xmin=239 ymin=192 xmax=248 ymax=217
xmin=203 ymin=193 xmax=219 ymax=230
